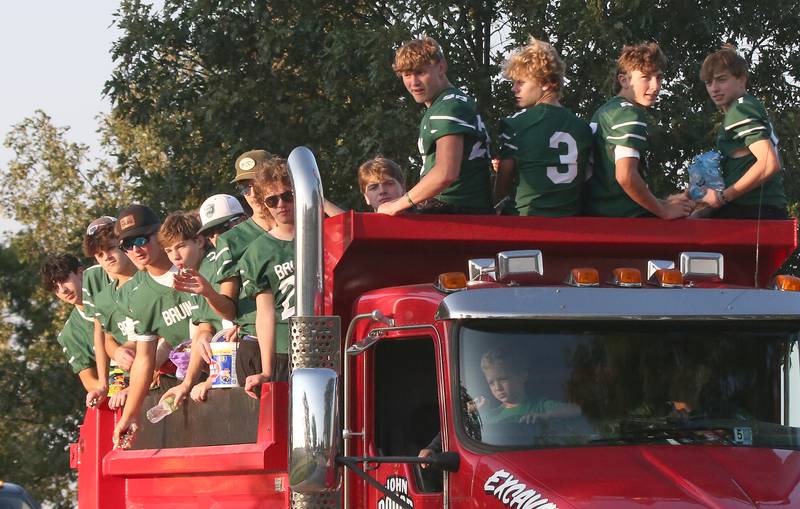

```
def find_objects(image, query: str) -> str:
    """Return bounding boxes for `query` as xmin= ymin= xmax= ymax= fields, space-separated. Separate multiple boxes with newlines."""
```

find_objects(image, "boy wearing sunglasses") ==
xmin=238 ymin=155 xmax=297 ymax=396
xmin=40 ymin=254 xmax=106 ymax=395
xmin=212 ymin=150 xmax=275 ymax=344
xmin=82 ymin=216 xmax=139 ymax=410
xmin=112 ymin=204 xmax=197 ymax=449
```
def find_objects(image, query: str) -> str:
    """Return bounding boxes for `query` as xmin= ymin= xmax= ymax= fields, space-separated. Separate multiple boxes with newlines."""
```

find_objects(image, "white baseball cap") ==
xmin=197 ymin=194 xmax=245 ymax=234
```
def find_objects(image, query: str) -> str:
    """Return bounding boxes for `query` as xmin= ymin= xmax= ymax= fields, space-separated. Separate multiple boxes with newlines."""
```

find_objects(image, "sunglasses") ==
xmin=120 ymin=235 xmax=151 ymax=252
xmin=236 ymin=181 xmax=253 ymax=196
xmin=263 ymin=191 xmax=294 ymax=208
xmin=205 ymin=216 xmax=244 ymax=237
xmin=86 ymin=216 xmax=117 ymax=236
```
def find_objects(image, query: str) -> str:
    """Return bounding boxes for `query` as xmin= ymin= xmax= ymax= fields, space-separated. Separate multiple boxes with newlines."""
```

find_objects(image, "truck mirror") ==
xmin=429 ymin=451 xmax=460 ymax=472
xmin=289 ymin=368 xmax=341 ymax=493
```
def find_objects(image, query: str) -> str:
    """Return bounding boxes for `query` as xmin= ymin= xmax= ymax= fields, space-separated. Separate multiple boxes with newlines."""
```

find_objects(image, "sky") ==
xmin=0 ymin=1 xmax=125 ymax=238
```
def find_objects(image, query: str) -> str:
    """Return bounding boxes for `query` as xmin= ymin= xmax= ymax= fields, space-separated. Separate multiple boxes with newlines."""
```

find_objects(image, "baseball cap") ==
xmin=232 ymin=149 xmax=271 ymax=183
xmin=197 ymin=194 xmax=245 ymax=234
xmin=115 ymin=204 xmax=161 ymax=240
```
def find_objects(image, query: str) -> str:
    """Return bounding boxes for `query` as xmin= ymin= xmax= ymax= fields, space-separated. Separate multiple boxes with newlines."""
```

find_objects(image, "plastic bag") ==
xmin=687 ymin=151 xmax=723 ymax=200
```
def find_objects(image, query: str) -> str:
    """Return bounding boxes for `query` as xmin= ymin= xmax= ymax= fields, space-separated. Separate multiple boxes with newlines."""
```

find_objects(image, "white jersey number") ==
xmin=546 ymin=132 xmax=578 ymax=184
xmin=279 ymin=275 xmax=296 ymax=320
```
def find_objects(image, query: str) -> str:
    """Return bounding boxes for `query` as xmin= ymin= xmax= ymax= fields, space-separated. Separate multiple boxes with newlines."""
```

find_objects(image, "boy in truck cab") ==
xmin=379 ymin=36 xmax=493 ymax=215
xmin=697 ymin=45 xmax=787 ymax=219
xmin=585 ymin=42 xmax=693 ymax=219
xmin=476 ymin=347 xmax=580 ymax=424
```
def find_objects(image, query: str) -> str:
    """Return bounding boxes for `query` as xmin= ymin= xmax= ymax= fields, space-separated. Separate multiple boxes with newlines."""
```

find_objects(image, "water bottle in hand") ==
xmin=688 ymin=151 xmax=723 ymax=200
xmin=146 ymin=394 xmax=179 ymax=423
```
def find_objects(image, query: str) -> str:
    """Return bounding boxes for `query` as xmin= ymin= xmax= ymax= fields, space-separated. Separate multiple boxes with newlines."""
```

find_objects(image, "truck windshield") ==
xmin=458 ymin=320 xmax=800 ymax=450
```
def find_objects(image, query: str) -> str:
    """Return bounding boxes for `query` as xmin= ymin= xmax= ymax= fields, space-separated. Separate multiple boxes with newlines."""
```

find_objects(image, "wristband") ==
xmin=405 ymin=192 xmax=416 ymax=207
xmin=716 ymin=189 xmax=729 ymax=206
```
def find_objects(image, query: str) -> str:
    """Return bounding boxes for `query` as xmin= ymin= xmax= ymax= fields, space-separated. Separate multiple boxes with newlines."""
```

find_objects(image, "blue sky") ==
xmin=0 ymin=1 xmax=124 ymax=237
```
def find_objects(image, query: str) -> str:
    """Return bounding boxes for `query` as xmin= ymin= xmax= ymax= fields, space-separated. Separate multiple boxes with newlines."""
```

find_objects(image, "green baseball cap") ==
xmin=232 ymin=149 xmax=271 ymax=183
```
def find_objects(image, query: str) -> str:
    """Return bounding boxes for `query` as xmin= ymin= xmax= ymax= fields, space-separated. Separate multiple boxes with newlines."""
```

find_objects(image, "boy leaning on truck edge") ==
xmin=585 ymin=42 xmax=694 ymax=219
xmin=378 ymin=36 xmax=493 ymax=216
xmin=696 ymin=45 xmax=788 ymax=219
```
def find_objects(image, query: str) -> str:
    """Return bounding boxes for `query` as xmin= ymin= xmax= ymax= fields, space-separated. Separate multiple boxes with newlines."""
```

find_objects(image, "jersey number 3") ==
xmin=547 ymin=132 xmax=578 ymax=184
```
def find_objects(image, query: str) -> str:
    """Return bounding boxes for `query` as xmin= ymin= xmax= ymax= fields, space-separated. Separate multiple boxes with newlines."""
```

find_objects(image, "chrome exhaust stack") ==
xmin=287 ymin=147 xmax=342 ymax=507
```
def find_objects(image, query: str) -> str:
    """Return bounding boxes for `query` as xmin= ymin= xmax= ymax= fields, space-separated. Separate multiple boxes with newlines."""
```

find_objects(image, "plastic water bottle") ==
xmin=688 ymin=151 xmax=724 ymax=200
xmin=146 ymin=394 xmax=179 ymax=423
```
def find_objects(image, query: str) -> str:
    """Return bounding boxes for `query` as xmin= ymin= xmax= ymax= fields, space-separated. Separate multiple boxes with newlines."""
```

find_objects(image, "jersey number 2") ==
xmin=547 ymin=132 xmax=578 ymax=184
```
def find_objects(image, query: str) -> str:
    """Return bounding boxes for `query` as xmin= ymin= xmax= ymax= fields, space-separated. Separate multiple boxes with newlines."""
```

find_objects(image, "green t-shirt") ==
xmin=212 ymin=218 xmax=265 ymax=284
xmin=498 ymin=104 xmax=593 ymax=216
xmin=238 ymin=234 xmax=295 ymax=354
xmin=82 ymin=264 xmax=111 ymax=318
xmin=586 ymin=96 xmax=652 ymax=217
xmin=717 ymin=94 xmax=786 ymax=209
xmin=123 ymin=268 xmax=195 ymax=348
xmin=57 ymin=306 xmax=96 ymax=374
xmin=482 ymin=399 xmax=565 ymax=424
xmin=213 ymin=218 xmax=263 ymax=334
xmin=190 ymin=246 xmax=224 ymax=330
xmin=418 ymin=86 xmax=492 ymax=209
xmin=93 ymin=278 xmax=135 ymax=346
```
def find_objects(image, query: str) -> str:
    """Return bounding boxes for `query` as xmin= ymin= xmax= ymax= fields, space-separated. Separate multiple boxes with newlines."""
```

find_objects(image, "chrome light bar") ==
xmin=680 ymin=252 xmax=724 ymax=281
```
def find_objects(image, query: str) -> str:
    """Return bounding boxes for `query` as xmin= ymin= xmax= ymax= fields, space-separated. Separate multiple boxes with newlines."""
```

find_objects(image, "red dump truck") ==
xmin=71 ymin=148 xmax=800 ymax=508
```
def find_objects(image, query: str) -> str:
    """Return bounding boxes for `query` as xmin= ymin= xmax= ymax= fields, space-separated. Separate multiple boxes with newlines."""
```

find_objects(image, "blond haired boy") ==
xmin=697 ymin=46 xmax=787 ymax=219
xmin=379 ymin=37 xmax=492 ymax=215
xmin=495 ymin=38 xmax=593 ymax=216
xmin=586 ymin=43 xmax=693 ymax=218
xmin=358 ymin=157 xmax=406 ymax=211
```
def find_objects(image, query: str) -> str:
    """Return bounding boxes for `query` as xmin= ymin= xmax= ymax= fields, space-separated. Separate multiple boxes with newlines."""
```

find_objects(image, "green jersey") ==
xmin=418 ymin=86 xmax=492 ymax=209
xmin=190 ymin=246 xmax=224 ymax=330
xmin=482 ymin=399 xmax=566 ymax=424
xmin=57 ymin=306 xmax=96 ymax=374
xmin=586 ymin=96 xmax=652 ymax=217
xmin=93 ymin=278 xmax=135 ymax=346
xmin=717 ymin=94 xmax=786 ymax=209
xmin=123 ymin=268 xmax=195 ymax=347
xmin=213 ymin=218 xmax=265 ymax=283
xmin=82 ymin=264 xmax=111 ymax=319
xmin=238 ymin=234 xmax=295 ymax=355
xmin=213 ymin=218 xmax=263 ymax=333
xmin=498 ymin=104 xmax=593 ymax=216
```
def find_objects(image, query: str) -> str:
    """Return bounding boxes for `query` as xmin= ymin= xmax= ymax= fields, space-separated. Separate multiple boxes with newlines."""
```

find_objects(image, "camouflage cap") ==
xmin=115 ymin=204 xmax=161 ymax=240
xmin=232 ymin=149 xmax=271 ymax=183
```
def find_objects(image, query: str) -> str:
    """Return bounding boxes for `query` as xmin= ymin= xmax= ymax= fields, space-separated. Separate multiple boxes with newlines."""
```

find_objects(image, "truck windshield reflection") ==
xmin=458 ymin=321 xmax=800 ymax=450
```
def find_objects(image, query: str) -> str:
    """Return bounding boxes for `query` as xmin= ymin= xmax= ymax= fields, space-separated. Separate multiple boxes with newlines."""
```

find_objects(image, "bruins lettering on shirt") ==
xmin=239 ymin=234 xmax=296 ymax=354
xmin=124 ymin=270 xmax=195 ymax=347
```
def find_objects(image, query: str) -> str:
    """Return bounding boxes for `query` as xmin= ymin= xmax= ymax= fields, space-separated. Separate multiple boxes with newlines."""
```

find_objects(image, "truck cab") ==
xmin=333 ymin=213 xmax=800 ymax=509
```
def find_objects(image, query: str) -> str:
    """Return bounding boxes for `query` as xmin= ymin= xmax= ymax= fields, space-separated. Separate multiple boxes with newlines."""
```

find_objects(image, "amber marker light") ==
xmin=774 ymin=275 xmax=800 ymax=292
xmin=611 ymin=267 xmax=642 ymax=287
xmin=655 ymin=269 xmax=683 ymax=288
xmin=436 ymin=272 xmax=467 ymax=292
xmin=566 ymin=268 xmax=600 ymax=287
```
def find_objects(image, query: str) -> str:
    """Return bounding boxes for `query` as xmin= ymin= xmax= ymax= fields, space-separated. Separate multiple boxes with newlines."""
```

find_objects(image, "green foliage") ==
xmin=1 ymin=1 xmax=800 ymax=506
xmin=0 ymin=112 xmax=131 ymax=507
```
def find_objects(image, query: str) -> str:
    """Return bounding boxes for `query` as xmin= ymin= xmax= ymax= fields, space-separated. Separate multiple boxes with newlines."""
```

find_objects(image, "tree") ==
xmin=0 ymin=112 xmax=132 ymax=508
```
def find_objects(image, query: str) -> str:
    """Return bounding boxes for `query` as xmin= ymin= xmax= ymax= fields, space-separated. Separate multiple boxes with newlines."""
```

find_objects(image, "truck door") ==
xmin=366 ymin=336 xmax=444 ymax=509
